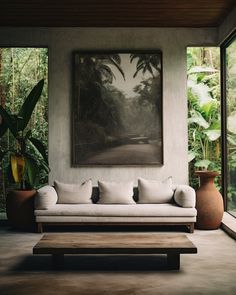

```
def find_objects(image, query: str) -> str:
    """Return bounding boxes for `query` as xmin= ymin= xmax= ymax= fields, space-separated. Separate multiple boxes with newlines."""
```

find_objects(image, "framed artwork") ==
xmin=72 ymin=51 xmax=163 ymax=166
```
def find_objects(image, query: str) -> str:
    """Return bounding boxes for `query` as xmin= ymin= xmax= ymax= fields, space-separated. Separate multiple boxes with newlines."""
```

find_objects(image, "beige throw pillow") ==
xmin=54 ymin=179 xmax=92 ymax=204
xmin=35 ymin=185 xmax=58 ymax=209
xmin=98 ymin=180 xmax=135 ymax=204
xmin=174 ymin=185 xmax=196 ymax=208
xmin=138 ymin=177 xmax=174 ymax=203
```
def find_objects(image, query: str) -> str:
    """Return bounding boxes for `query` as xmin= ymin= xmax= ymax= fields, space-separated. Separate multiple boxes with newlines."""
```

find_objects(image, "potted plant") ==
xmin=0 ymin=79 xmax=49 ymax=230
xmin=188 ymin=72 xmax=223 ymax=229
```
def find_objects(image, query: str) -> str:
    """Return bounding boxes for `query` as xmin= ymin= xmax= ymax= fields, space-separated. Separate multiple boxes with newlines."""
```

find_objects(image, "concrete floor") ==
xmin=0 ymin=227 xmax=236 ymax=295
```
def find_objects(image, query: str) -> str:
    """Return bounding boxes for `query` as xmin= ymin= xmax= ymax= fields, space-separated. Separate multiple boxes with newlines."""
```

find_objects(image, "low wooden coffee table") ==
xmin=33 ymin=233 xmax=197 ymax=270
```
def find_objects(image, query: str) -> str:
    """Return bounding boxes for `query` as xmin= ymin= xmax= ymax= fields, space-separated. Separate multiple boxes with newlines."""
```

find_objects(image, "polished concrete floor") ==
xmin=0 ymin=226 xmax=236 ymax=295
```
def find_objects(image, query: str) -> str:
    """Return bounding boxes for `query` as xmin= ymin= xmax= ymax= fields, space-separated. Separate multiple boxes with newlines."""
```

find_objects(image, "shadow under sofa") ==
xmin=34 ymin=185 xmax=197 ymax=233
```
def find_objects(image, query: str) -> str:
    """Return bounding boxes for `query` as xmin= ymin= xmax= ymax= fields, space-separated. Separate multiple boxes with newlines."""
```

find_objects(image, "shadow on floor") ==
xmin=42 ymin=225 xmax=190 ymax=233
xmin=11 ymin=254 xmax=178 ymax=272
xmin=0 ymin=224 xmax=190 ymax=234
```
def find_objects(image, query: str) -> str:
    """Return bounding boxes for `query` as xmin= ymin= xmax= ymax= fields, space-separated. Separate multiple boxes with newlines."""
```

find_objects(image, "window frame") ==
xmin=221 ymin=29 xmax=236 ymax=215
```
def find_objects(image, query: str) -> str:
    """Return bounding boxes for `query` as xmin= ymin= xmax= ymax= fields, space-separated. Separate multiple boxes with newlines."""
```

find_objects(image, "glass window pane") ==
xmin=0 ymin=48 xmax=48 ymax=217
xmin=187 ymin=47 xmax=221 ymax=189
xmin=226 ymin=38 xmax=236 ymax=217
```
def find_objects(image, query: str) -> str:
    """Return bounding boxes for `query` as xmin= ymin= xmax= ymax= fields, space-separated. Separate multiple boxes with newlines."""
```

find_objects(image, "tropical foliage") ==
xmin=130 ymin=54 xmax=161 ymax=78
xmin=225 ymin=39 xmax=236 ymax=213
xmin=187 ymin=47 xmax=221 ymax=188
xmin=0 ymin=48 xmax=48 ymax=212
xmin=0 ymin=79 xmax=49 ymax=190
xmin=78 ymin=54 xmax=125 ymax=133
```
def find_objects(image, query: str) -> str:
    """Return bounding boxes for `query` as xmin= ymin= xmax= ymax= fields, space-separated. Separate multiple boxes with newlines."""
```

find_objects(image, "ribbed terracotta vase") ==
xmin=6 ymin=189 xmax=36 ymax=231
xmin=195 ymin=171 xmax=224 ymax=230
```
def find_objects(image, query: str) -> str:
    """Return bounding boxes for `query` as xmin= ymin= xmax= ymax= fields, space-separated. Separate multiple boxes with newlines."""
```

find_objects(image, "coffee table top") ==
xmin=33 ymin=233 xmax=197 ymax=255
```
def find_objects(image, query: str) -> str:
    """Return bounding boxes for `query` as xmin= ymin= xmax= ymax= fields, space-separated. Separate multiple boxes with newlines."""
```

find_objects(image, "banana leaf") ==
xmin=41 ymin=161 xmax=50 ymax=173
xmin=0 ymin=107 xmax=17 ymax=136
xmin=10 ymin=155 xmax=25 ymax=183
xmin=25 ymin=130 xmax=32 ymax=141
xmin=29 ymin=136 xmax=48 ymax=164
xmin=0 ymin=119 xmax=8 ymax=137
xmin=18 ymin=79 xmax=44 ymax=131
xmin=25 ymin=156 xmax=38 ymax=187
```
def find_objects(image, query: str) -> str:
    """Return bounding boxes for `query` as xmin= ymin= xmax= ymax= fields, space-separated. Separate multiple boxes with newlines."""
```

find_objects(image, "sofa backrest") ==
xmin=91 ymin=186 xmax=139 ymax=203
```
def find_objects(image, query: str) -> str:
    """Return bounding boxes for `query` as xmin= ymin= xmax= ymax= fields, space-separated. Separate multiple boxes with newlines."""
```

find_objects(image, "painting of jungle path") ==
xmin=72 ymin=51 xmax=163 ymax=165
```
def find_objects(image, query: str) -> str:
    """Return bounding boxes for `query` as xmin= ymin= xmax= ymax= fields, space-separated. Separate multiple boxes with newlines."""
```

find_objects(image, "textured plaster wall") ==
xmin=0 ymin=27 xmax=217 ymax=185
xmin=219 ymin=6 xmax=236 ymax=43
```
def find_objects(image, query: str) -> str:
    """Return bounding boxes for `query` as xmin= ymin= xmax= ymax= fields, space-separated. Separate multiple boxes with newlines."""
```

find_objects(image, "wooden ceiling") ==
xmin=1 ymin=0 xmax=236 ymax=27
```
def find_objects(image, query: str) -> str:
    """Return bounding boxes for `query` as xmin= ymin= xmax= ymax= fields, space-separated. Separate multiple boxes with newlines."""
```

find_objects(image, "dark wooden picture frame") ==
xmin=72 ymin=51 xmax=163 ymax=166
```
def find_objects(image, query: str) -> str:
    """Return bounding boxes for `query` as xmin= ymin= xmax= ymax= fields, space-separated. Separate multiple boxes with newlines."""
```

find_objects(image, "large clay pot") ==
xmin=195 ymin=171 xmax=224 ymax=230
xmin=6 ymin=189 xmax=36 ymax=231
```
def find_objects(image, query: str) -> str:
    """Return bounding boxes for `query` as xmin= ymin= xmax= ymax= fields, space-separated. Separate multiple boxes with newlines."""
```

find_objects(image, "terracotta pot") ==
xmin=6 ymin=189 xmax=36 ymax=231
xmin=195 ymin=171 xmax=224 ymax=230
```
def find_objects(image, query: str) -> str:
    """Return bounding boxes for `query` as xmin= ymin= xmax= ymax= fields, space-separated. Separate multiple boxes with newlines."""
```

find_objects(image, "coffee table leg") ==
xmin=167 ymin=253 xmax=180 ymax=270
xmin=52 ymin=254 xmax=64 ymax=269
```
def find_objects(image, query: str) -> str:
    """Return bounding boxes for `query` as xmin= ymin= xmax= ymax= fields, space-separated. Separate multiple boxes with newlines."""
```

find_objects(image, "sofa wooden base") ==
xmin=37 ymin=222 xmax=194 ymax=234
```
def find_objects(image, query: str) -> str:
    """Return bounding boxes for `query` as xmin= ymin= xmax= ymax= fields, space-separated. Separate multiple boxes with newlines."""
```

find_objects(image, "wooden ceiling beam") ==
xmin=0 ymin=0 xmax=235 ymax=27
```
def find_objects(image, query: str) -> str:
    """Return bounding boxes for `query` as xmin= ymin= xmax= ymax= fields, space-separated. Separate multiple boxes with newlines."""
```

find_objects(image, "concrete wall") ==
xmin=219 ymin=6 xmax=236 ymax=44
xmin=0 ymin=27 xmax=217 ymax=185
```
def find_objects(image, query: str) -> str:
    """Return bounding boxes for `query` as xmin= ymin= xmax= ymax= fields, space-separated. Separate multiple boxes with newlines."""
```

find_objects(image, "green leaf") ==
xmin=204 ymin=130 xmax=221 ymax=141
xmin=209 ymin=121 xmax=221 ymax=130
xmin=201 ymin=100 xmax=218 ymax=117
xmin=0 ymin=150 xmax=8 ymax=161
xmin=41 ymin=161 xmax=50 ymax=173
xmin=18 ymin=79 xmax=44 ymax=131
xmin=188 ymin=66 xmax=218 ymax=74
xmin=228 ymin=134 xmax=236 ymax=145
xmin=188 ymin=110 xmax=209 ymax=129
xmin=187 ymin=80 xmax=212 ymax=106
xmin=29 ymin=136 xmax=48 ymax=164
xmin=227 ymin=111 xmax=236 ymax=134
xmin=25 ymin=130 xmax=32 ymax=141
xmin=188 ymin=151 xmax=197 ymax=162
xmin=195 ymin=159 xmax=211 ymax=169
xmin=0 ymin=107 xmax=17 ymax=136
xmin=0 ymin=119 xmax=8 ymax=137
xmin=25 ymin=157 xmax=38 ymax=187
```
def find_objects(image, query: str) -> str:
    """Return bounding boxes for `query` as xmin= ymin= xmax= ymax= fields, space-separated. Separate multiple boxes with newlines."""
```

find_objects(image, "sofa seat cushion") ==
xmin=35 ymin=203 xmax=197 ymax=217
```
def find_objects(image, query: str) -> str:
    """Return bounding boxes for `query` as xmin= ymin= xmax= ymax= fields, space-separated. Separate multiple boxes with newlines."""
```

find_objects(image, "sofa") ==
xmin=34 ymin=178 xmax=197 ymax=233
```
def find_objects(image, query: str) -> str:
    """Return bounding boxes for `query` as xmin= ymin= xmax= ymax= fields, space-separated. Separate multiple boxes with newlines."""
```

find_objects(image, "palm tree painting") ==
xmin=72 ymin=51 xmax=163 ymax=165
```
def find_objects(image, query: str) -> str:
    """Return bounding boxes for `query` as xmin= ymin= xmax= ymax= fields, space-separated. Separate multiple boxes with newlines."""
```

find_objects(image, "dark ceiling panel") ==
xmin=0 ymin=0 xmax=236 ymax=27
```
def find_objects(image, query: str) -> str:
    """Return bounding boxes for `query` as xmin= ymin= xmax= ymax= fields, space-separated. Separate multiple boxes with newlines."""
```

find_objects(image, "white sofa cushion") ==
xmin=97 ymin=180 xmax=135 ymax=204
xmin=35 ymin=185 xmax=58 ymax=209
xmin=174 ymin=185 xmax=196 ymax=208
xmin=54 ymin=179 xmax=92 ymax=204
xmin=35 ymin=203 xmax=197 ymax=217
xmin=138 ymin=177 xmax=174 ymax=203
